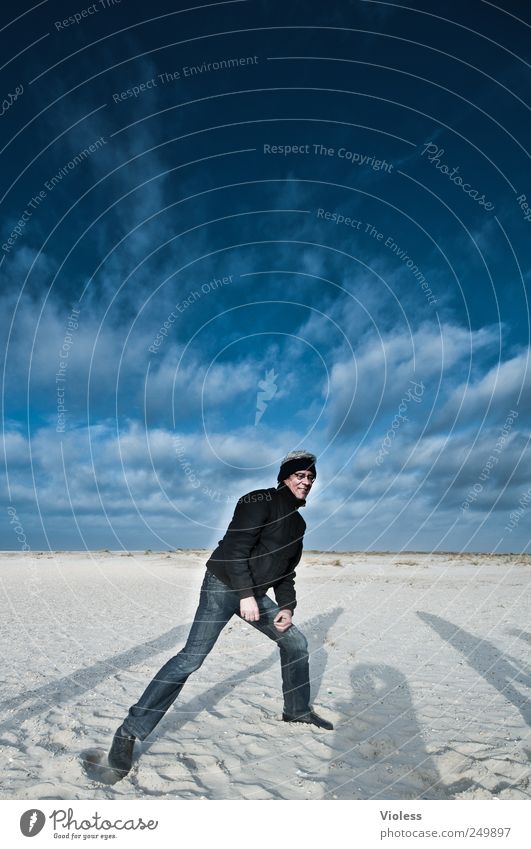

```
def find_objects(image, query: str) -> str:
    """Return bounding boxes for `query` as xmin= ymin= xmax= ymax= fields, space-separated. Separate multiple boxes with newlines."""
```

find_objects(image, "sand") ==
xmin=0 ymin=550 xmax=529 ymax=800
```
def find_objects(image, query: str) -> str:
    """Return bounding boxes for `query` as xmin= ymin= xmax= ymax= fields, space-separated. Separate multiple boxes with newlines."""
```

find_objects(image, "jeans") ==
xmin=122 ymin=569 xmax=311 ymax=740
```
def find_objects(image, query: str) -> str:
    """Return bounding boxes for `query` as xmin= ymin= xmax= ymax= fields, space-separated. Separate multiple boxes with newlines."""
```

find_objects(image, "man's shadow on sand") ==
xmin=327 ymin=663 xmax=447 ymax=799
xmin=0 ymin=623 xmax=192 ymax=733
xmin=507 ymin=628 xmax=531 ymax=648
xmin=419 ymin=613 xmax=531 ymax=727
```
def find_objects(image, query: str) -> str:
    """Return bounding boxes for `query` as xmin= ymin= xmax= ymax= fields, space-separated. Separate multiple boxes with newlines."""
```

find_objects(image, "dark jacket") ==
xmin=206 ymin=484 xmax=306 ymax=613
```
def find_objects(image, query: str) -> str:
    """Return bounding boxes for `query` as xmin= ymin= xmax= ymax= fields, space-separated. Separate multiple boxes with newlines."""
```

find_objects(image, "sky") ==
xmin=1 ymin=0 xmax=530 ymax=552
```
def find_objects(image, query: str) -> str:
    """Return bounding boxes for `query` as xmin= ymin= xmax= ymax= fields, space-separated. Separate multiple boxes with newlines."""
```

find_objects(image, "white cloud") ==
xmin=325 ymin=321 xmax=500 ymax=436
xmin=434 ymin=350 xmax=530 ymax=429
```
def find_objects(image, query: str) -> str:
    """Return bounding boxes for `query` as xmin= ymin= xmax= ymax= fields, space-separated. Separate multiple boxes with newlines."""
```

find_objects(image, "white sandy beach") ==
xmin=0 ymin=550 xmax=529 ymax=801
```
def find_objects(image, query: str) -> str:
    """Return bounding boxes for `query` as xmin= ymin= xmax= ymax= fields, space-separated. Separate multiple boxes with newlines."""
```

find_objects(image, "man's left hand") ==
xmin=274 ymin=609 xmax=293 ymax=632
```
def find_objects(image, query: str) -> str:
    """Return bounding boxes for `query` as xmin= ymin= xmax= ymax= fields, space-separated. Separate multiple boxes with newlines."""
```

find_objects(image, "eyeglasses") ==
xmin=291 ymin=472 xmax=315 ymax=483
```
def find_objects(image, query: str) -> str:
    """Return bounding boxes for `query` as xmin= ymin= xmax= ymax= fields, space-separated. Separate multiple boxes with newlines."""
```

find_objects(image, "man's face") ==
xmin=283 ymin=470 xmax=315 ymax=500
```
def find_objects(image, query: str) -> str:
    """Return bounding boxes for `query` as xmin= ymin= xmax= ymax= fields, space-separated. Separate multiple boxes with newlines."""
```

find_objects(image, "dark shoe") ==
xmin=108 ymin=724 xmax=135 ymax=776
xmin=282 ymin=710 xmax=333 ymax=730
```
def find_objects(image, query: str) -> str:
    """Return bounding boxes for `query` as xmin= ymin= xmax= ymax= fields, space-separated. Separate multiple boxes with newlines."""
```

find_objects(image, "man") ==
xmin=108 ymin=450 xmax=333 ymax=778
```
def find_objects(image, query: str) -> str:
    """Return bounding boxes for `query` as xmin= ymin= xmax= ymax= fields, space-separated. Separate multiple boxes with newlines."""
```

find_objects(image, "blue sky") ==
xmin=1 ymin=0 xmax=530 ymax=552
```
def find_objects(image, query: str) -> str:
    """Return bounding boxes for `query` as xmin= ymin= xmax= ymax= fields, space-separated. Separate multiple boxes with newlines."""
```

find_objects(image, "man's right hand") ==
xmin=240 ymin=596 xmax=260 ymax=622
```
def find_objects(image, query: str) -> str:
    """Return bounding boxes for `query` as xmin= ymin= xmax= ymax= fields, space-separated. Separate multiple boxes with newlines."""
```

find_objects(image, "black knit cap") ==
xmin=277 ymin=450 xmax=317 ymax=483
